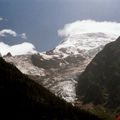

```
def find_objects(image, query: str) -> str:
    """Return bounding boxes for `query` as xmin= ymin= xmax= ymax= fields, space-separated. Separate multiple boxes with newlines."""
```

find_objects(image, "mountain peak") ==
xmin=54 ymin=32 xmax=118 ymax=58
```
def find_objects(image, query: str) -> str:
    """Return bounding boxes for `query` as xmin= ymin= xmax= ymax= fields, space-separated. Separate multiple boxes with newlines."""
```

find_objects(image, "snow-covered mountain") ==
xmin=4 ymin=32 xmax=118 ymax=103
xmin=54 ymin=33 xmax=117 ymax=57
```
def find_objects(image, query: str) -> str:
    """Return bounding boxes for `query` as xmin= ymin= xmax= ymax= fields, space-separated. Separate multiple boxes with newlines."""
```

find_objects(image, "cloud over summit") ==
xmin=58 ymin=20 xmax=120 ymax=37
xmin=1 ymin=20 xmax=120 ymax=56
xmin=55 ymin=20 xmax=120 ymax=57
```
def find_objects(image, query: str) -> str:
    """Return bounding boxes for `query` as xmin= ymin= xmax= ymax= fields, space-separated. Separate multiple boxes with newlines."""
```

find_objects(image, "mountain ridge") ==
xmin=4 ymin=32 xmax=118 ymax=102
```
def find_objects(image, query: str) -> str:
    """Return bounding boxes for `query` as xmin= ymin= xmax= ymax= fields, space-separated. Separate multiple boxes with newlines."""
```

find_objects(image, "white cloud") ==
xmin=58 ymin=20 xmax=120 ymax=37
xmin=0 ymin=42 xmax=37 ymax=56
xmin=0 ymin=29 xmax=28 ymax=39
xmin=0 ymin=17 xmax=3 ymax=21
xmin=20 ymin=33 xmax=27 ymax=39
xmin=0 ymin=29 xmax=17 ymax=37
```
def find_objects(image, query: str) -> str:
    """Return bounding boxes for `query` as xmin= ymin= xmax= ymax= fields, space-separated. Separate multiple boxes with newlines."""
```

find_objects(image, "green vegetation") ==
xmin=90 ymin=106 xmax=116 ymax=120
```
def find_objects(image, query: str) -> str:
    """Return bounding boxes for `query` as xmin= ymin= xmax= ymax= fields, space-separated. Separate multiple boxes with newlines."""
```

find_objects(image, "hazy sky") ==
xmin=0 ymin=0 xmax=120 ymax=52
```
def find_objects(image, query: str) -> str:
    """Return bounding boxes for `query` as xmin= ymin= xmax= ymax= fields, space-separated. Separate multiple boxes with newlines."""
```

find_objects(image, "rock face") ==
xmin=76 ymin=37 xmax=120 ymax=110
xmin=4 ymin=32 xmax=118 ymax=103
xmin=4 ymin=52 xmax=12 ymax=57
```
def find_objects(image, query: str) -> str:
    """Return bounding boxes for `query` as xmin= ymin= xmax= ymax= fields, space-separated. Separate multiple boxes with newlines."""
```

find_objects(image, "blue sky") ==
xmin=0 ymin=0 xmax=120 ymax=52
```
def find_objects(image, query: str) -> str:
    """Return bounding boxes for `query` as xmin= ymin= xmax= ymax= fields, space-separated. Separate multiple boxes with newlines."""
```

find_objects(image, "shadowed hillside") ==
xmin=0 ymin=57 xmax=102 ymax=120
xmin=76 ymin=36 xmax=120 ymax=112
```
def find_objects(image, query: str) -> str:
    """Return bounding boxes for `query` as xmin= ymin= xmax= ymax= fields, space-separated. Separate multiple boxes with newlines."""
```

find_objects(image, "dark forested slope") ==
xmin=76 ymin=36 xmax=120 ymax=111
xmin=0 ymin=57 xmax=102 ymax=120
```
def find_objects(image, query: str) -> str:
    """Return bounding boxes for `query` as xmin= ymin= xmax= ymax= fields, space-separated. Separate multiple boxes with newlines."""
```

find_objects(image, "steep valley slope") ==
xmin=76 ymin=36 xmax=120 ymax=113
xmin=0 ymin=57 xmax=104 ymax=120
